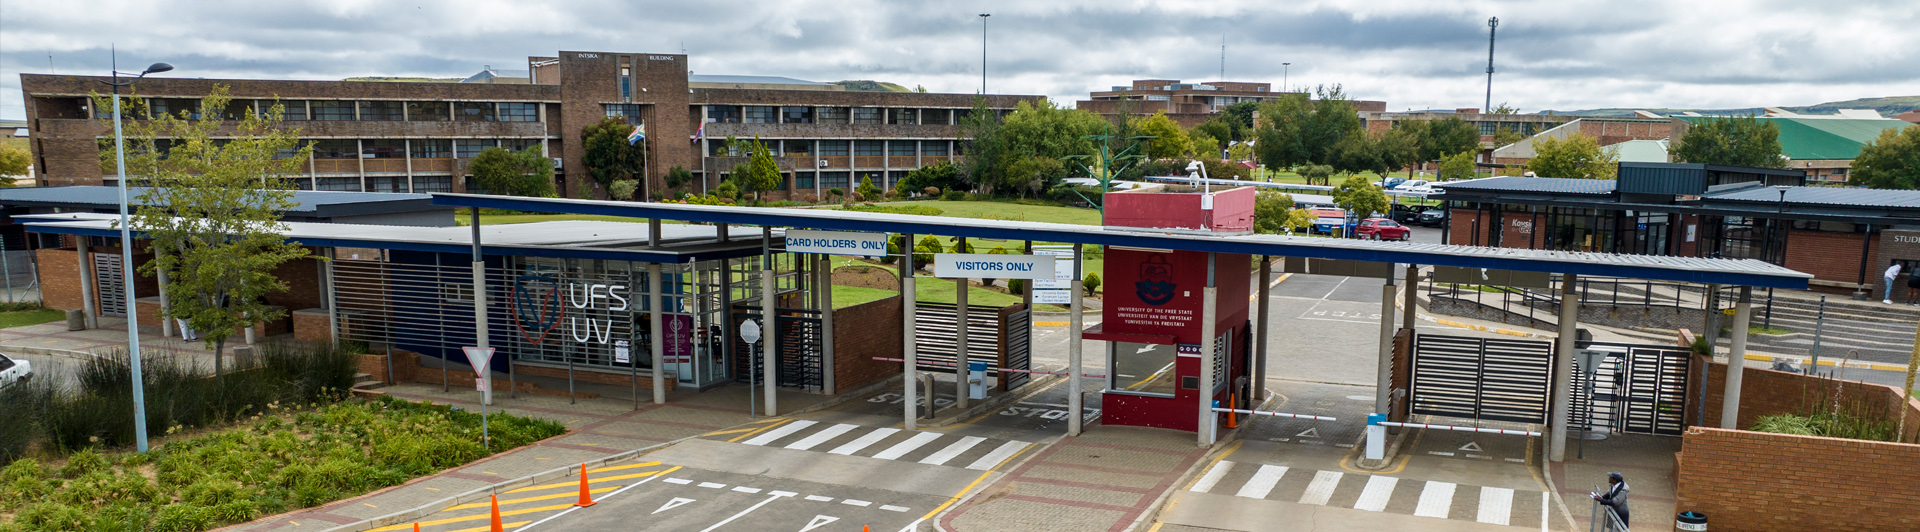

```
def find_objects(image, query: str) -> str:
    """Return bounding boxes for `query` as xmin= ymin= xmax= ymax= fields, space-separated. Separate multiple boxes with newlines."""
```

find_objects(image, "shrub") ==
xmin=607 ymin=179 xmax=638 ymax=201
xmin=1083 ymin=272 xmax=1102 ymax=294
xmin=826 ymin=187 xmax=844 ymax=198
xmin=1007 ymin=278 xmax=1025 ymax=295
xmin=941 ymin=190 xmax=966 ymax=201
xmin=856 ymin=177 xmax=881 ymax=201
xmin=841 ymin=204 xmax=943 ymax=216
xmin=713 ymin=181 xmax=739 ymax=201
xmin=923 ymin=186 xmax=941 ymax=197
xmin=913 ymin=235 xmax=943 ymax=267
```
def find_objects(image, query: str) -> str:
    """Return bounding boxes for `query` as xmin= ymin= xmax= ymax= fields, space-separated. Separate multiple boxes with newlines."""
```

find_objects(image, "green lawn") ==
xmin=840 ymin=200 xmax=1104 ymax=226
xmin=830 ymin=282 xmax=1068 ymax=311
xmin=0 ymin=308 xmax=65 ymax=328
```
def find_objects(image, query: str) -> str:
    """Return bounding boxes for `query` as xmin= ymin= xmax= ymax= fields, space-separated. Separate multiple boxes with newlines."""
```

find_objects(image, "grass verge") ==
xmin=0 ymin=308 xmax=65 ymax=329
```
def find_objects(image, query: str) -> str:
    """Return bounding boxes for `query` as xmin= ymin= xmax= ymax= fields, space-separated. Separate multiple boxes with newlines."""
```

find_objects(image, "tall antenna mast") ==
xmin=1485 ymin=17 xmax=1499 ymax=114
xmin=1219 ymin=35 xmax=1226 ymax=81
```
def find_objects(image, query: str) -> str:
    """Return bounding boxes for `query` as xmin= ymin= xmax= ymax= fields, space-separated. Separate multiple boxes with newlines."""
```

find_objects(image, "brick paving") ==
xmin=942 ymin=425 xmax=1209 ymax=532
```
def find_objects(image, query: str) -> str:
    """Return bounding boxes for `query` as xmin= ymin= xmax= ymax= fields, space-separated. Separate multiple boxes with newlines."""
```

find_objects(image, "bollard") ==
xmin=1365 ymin=413 xmax=1387 ymax=461
xmin=967 ymin=361 xmax=988 ymax=400
xmin=66 ymin=309 xmax=85 ymax=331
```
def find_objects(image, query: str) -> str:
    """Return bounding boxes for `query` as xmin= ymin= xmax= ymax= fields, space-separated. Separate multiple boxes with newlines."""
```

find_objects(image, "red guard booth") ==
xmin=1090 ymin=184 xmax=1255 ymax=432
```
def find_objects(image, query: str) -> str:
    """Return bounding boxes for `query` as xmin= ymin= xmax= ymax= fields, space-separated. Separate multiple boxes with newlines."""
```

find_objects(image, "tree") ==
xmin=1376 ymin=126 xmax=1421 ymax=177
xmin=1253 ymin=86 xmax=1363 ymax=170
xmin=1253 ymin=190 xmax=1297 ymax=234
xmin=471 ymin=146 xmax=556 ymax=197
xmin=856 ymin=176 xmax=881 ymax=201
xmin=1191 ymin=117 xmax=1236 ymax=151
xmin=106 ymin=85 xmax=313 ymax=379
xmin=898 ymin=162 xmax=962 ymax=197
xmin=581 ymin=117 xmax=646 ymax=191
xmin=1849 ymin=126 xmax=1920 ymax=189
xmin=1530 ymin=132 xmax=1618 ymax=179
xmin=0 ymin=144 xmax=29 ymax=186
xmin=728 ymin=137 xmax=782 ymax=203
xmin=1418 ymin=117 xmax=1481 ymax=165
xmin=1135 ymin=112 xmax=1190 ymax=160
xmin=958 ymin=96 xmax=1006 ymax=193
xmin=1492 ymin=126 xmax=1526 ymax=148
xmin=608 ymin=180 xmax=638 ymax=201
xmin=1329 ymin=130 xmax=1384 ymax=176
xmin=1004 ymin=156 xmax=1065 ymax=197
xmin=1221 ymin=102 xmax=1260 ymax=134
xmin=1673 ymin=116 xmax=1786 ymax=168
xmin=1300 ymin=164 xmax=1335 ymax=186
xmin=664 ymin=165 xmax=693 ymax=194
xmin=1492 ymin=102 xmax=1520 ymax=114
xmin=1199 ymin=158 xmax=1247 ymax=181
xmin=1439 ymin=150 xmax=1478 ymax=181
xmin=1188 ymin=130 xmax=1220 ymax=159
xmin=1332 ymin=174 xmax=1390 ymax=217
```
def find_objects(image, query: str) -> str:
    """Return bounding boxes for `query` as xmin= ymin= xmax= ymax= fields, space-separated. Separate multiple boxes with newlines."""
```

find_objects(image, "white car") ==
xmin=0 ymin=353 xmax=29 ymax=387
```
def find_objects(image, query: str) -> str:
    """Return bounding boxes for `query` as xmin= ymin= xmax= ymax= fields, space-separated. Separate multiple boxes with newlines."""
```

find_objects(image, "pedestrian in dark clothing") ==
xmin=1905 ymin=274 xmax=1920 ymax=305
xmin=1590 ymin=471 xmax=1630 ymax=528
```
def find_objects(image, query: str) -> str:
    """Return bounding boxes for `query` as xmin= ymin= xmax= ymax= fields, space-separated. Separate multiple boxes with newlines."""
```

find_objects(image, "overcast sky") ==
xmin=4 ymin=0 xmax=1918 ymax=121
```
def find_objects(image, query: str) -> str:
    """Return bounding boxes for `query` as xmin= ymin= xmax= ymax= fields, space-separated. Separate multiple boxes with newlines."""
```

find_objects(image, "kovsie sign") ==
xmin=785 ymin=229 xmax=889 ymax=257
xmin=933 ymin=254 xmax=1055 ymax=280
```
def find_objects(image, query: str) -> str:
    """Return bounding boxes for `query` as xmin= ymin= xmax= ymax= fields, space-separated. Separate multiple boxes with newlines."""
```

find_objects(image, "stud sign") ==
xmin=934 ymin=254 xmax=1056 ymax=280
xmin=785 ymin=229 xmax=890 ymax=257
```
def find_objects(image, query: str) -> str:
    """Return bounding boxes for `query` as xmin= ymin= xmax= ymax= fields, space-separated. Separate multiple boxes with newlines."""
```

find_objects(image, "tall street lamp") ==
xmin=1484 ymin=17 xmax=1499 ymax=114
xmin=979 ymin=14 xmax=991 ymax=94
xmin=98 ymin=50 xmax=173 ymax=454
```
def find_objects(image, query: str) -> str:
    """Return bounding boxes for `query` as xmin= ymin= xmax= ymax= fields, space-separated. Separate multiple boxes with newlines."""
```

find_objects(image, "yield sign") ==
xmin=462 ymin=347 xmax=495 ymax=374
xmin=1459 ymin=441 xmax=1483 ymax=452
xmin=799 ymin=515 xmax=840 ymax=532
xmin=653 ymin=497 xmax=695 ymax=515
xmin=1295 ymin=427 xmax=1320 ymax=439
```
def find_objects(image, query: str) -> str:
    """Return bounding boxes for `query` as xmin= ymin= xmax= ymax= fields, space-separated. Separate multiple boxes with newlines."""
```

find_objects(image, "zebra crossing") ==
xmin=724 ymin=420 xmax=1034 ymax=471
xmin=1189 ymin=460 xmax=1548 ymax=528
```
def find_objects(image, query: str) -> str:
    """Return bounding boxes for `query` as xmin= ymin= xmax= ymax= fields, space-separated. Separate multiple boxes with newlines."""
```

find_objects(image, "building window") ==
xmin=781 ymin=106 xmax=813 ymax=124
xmin=620 ymin=66 xmax=632 ymax=100
xmin=358 ymin=101 xmax=404 ymax=121
xmin=311 ymin=140 xmax=358 ymax=159
xmin=407 ymin=101 xmax=450 ymax=121
xmin=605 ymin=104 xmax=645 ymax=125
xmin=709 ymin=141 xmax=734 ymax=157
xmin=219 ymin=100 xmax=255 ymax=120
xmin=796 ymin=172 xmax=816 ymax=189
xmin=500 ymin=139 xmax=539 ymax=152
xmin=887 ymin=108 xmax=917 ymax=125
xmin=855 ymin=171 xmax=884 ymax=187
xmin=1145 ymin=95 xmax=1170 ymax=101
xmin=148 ymin=98 xmax=201 ymax=120
xmin=743 ymin=106 xmax=776 ymax=124
xmin=782 ymin=140 xmax=812 ymax=156
xmin=366 ymin=175 xmax=409 ymax=193
xmin=315 ymin=177 xmax=361 ymax=191
xmin=1477 ymin=121 xmax=1500 ymax=136
xmin=1792 ymin=220 xmax=1860 ymax=233
xmin=953 ymin=108 xmax=973 ymax=123
xmin=818 ymin=140 xmax=849 ymax=156
xmin=888 ymin=141 xmax=916 ymax=157
xmin=456 ymin=139 xmax=499 ymax=158
xmin=921 ymin=109 xmax=951 ymax=125
xmin=820 ymin=171 xmax=850 ymax=190
xmin=268 ymin=100 xmax=308 ymax=121
xmin=362 ymin=139 xmax=405 ymax=158
xmin=817 ymin=107 xmax=850 ymax=124
xmin=853 ymin=108 xmax=883 ymax=125
xmin=854 ymin=140 xmax=884 ymax=156
xmin=706 ymin=105 xmax=741 ymax=123
xmin=921 ymin=141 xmax=949 ymax=156
xmin=412 ymin=175 xmax=453 ymax=193
xmin=291 ymin=177 xmax=313 ymax=190
xmin=311 ymin=101 xmax=355 ymax=121
xmin=886 ymin=171 xmax=909 ymax=188
xmin=456 ymin=102 xmax=496 ymax=121
xmin=498 ymin=102 xmax=538 ymax=122
xmin=410 ymin=139 xmax=453 ymax=158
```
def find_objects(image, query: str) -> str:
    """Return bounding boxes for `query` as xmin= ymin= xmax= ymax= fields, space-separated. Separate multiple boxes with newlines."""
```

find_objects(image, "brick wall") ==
xmin=292 ymin=308 xmax=331 ymax=343
xmin=1786 ymin=226 xmax=1878 ymax=288
xmin=1686 ymin=354 xmax=1920 ymax=443
xmin=1675 ymin=427 xmax=1920 ymax=532
xmin=1447 ymin=208 xmax=1493 ymax=246
xmin=37 ymin=248 xmax=83 ymax=310
xmin=511 ymin=362 xmax=673 ymax=391
xmin=833 ymin=295 xmax=903 ymax=392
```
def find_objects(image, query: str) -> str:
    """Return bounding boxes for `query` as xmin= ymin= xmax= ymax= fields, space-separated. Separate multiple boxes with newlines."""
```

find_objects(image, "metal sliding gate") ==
xmin=913 ymin=302 xmax=1033 ymax=391
xmin=1409 ymin=333 xmax=1556 ymax=424
xmin=1001 ymin=308 xmax=1031 ymax=390
xmin=731 ymin=307 xmax=825 ymax=390
xmin=1576 ymin=342 xmax=1691 ymax=436
xmin=94 ymin=252 xmax=126 ymax=317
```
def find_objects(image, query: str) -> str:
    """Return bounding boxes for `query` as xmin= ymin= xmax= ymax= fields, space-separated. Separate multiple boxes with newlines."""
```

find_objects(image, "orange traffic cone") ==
xmin=574 ymin=463 xmax=597 ymax=507
xmin=489 ymin=494 xmax=504 ymax=532
xmin=1225 ymin=394 xmax=1239 ymax=429
xmin=413 ymin=524 xmax=420 ymax=532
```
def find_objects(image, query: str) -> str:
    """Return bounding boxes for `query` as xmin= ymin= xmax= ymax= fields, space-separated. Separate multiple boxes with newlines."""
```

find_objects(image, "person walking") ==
xmin=1884 ymin=262 xmax=1902 ymax=304
xmin=1590 ymin=471 xmax=1630 ymax=528
xmin=1907 ymin=272 xmax=1920 ymax=305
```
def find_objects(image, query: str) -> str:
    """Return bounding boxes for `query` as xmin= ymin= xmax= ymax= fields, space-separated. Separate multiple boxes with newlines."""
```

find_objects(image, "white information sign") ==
xmin=785 ymin=229 xmax=890 ymax=257
xmin=933 ymin=254 xmax=1055 ymax=280
xmin=1032 ymin=289 xmax=1071 ymax=305
xmin=1031 ymin=248 xmax=1077 ymax=290
xmin=614 ymin=339 xmax=631 ymax=364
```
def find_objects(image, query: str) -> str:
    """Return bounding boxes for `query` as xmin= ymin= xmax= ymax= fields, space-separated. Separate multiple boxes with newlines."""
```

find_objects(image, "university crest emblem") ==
xmin=1135 ymin=255 xmax=1177 ymax=306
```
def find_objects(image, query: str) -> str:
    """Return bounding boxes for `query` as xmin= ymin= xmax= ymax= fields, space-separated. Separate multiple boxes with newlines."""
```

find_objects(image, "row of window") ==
xmin=307 ymin=138 xmax=542 ymax=159
xmin=298 ymin=175 xmax=454 ymax=193
xmin=705 ymin=105 xmax=985 ymax=125
xmin=143 ymin=98 xmax=543 ymax=122
xmin=705 ymin=139 xmax=953 ymax=157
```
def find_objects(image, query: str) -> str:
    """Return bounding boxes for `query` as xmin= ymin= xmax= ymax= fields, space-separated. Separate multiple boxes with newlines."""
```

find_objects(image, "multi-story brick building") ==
xmin=17 ymin=50 xmax=1040 ymax=200
xmin=1361 ymin=108 xmax=1576 ymax=153
xmin=1075 ymin=79 xmax=1387 ymax=128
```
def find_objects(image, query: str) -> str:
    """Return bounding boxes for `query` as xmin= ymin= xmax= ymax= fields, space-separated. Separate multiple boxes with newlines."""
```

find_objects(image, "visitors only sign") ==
xmin=934 ymin=253 xmax=1055 ymax=280
xmin=785 ymin=229 xmax=889 ymax=257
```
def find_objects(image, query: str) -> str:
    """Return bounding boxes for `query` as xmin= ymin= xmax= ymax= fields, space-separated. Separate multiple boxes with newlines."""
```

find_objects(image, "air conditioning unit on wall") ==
xmin=550 ymin=157 xmax=563 ymax=169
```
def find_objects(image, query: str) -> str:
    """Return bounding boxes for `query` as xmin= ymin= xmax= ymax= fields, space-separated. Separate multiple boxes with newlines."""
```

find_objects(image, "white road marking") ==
xmin=769 ymin=490 xmax=797 ymax=498
xmin=785 ymin=423 xmax=859 ymax=451
xmin=1235 ymin=464 xmax=1288 ymax=499
xmin=965 ymin=441 xmax=1031 ymax=470
xmin=1299 ymin=470 xmax=1344 ymax=505
xmin=1295 ymin=428 xmax=1320 ymax=438
xmin=697 ymin=482 xmax=726 ymax=489
xmin=1190 ymin=461 xmax=1234 ymax=492
xmin=731 ymin=486 xmax=761 ymax=494
xmin=879 ymin=505 xmax=910 ymax=512
xmin=871 ymin=432 xmax=942 ymax=461
xmin=1506 ymin=458 xmax=1527 ymax=463
xmin=799 ymin=515 xmax=840 ymax=532
xmin=828 ymin=427 xmax=900 ymax=456
xmin=918 ymin=436 xmax=986 ymax=466
xmin=1541 ymin=491 xmax=1550 ymax=532
xmin=664 ymin=478 xmax=692 ymax=485
xmin=1428 ymin=451 xmax=1455 ymax=456
xmin=1460 ymin=441 xmax=1483 ymax=452
xmin=1354 ymin=475 xmax=1399 ymax=511
xmin=742 ymin=420 xmax=818 ymax=446
xmin=653 ymin=497 xmax=695 ymax=515
xmin=840 ymin=499 xmax=873 ymax=507
xmin=518 ymin=467 xmax=671 ymax=531
xmin=698 ymin=494 xmax=784 ymax=532
xmin=1477 ymin=486 xmax=1514 ymax=525
xmin=1414 ymin=481 xmax=1457 ymax=518
xmin=804 ymin=495 xmax=834 ymax=502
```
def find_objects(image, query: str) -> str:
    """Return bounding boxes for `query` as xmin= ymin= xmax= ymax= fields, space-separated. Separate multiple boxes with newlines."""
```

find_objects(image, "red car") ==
xmin=1355 ymin=218 xmax=1411 ymax=241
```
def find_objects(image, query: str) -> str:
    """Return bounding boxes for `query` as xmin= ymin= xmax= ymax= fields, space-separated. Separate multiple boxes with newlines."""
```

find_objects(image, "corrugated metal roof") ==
xmin=0 ymin=186 xmax=441 ymax=216
xmin=1703 ymin=185 xmax=1920 ymax=209
xmin=428 ymin=193 xmax=1812 ymax=288
xmin=1679 ymin=116 xmax=1912 ymax=160
xmin=1434 ymin=176 xmax=1616 ymax=195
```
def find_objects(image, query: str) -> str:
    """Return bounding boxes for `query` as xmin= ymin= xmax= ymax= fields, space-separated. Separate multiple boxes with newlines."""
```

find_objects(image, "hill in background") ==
xmin=1546 ymin=95 xmax=1920 ymax=118
xmin=833 ymin=80 xmax=913 ymax=92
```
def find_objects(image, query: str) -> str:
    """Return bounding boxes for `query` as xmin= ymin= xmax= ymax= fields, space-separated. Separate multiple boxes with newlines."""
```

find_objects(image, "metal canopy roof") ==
xmin=1704 ymin=185 xmax=1920 ymax=210
xmin=1436 ymin=176 xmax=1616 ymax=195
xmin=430 ymin=193 xmax=1812 ymax=288
xmin=18 ymin=214 xmax=767 ymax=264
xmin=0 ymin=187 xmax=445 ymax=218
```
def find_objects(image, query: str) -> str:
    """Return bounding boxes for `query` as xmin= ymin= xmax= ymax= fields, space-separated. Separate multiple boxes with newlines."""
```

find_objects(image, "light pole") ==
xmin=1282 ymin=62 xmax=1290 ymax=93
xmin=979 ymin=14 xmax=991 ymax=94
xmin=1484 ymin=17 xmax=1499 ymax=114
xmin=99 ymin=49 xmax=173 ymax=454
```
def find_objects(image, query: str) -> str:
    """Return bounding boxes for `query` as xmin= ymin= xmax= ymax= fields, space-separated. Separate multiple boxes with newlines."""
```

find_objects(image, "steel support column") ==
xmin=1068 ymin=244 xmax=1085 ymax=436
xmin=1549 ymin=273 xmax=1579 ymax=461
xmin=902 ymin=233 xmax=919 ymax=431
xmin=1197 ymin=252 xmax=1218 ymax=447
xmin=1253 ymin=256 xmax=1271 ymax=400
xmin=1375 ymin=267 xmax=1397 ymax=415
xmin=956 ymin=236 xmax=970 ymax=410
xmin=649 ymin=263 xmax=666 ymax=404
xmin=1721 ymin=286 xmax=1753 ymax=429
xmin=761 ymin=227 xmax=778 ymax=416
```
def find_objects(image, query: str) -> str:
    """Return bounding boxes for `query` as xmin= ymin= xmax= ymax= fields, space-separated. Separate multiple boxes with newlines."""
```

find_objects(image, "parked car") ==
xmin=1354 ymin=218 xmax=1412 ymax=241
xmin=1373 ymin=177 xmax=1406 ymax=190
xmin=0 ymin=353 xmax=30 ymax=387
xmin=1389 ymin=204 xmax=1424 ymax=223
xmin=1415 ymin=208 xmax=1446 ymax=227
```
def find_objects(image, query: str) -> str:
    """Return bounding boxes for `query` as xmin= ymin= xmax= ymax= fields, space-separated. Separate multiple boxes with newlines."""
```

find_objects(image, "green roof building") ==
xmin=1676 ymin=114 xmax=1912 ymax=183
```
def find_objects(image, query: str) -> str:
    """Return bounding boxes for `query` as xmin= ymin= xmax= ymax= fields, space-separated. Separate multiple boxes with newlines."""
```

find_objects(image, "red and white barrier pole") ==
xmin=869 ymin=357 xmax=1107 ymax=378
xmin=1209 ymin=408 xmax=1336 ymax=421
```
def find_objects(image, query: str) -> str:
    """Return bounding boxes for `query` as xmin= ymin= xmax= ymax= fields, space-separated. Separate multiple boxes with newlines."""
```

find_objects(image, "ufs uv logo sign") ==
xmin=511 ymin=270 xmax=630 ymax=346
xmin=1135 ymin=255 xmax=1178 ymax=306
